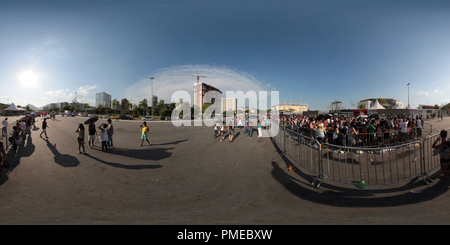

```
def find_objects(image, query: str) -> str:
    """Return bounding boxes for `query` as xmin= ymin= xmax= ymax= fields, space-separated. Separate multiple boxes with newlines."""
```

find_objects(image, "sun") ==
xmin=19 ymin=71 xmax=38 ymax=86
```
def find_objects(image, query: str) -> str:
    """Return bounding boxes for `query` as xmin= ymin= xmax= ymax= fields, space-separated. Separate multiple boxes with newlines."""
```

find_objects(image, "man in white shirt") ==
xmin=1 ymin=118 xmax=7 ymax=137
xmin=400 ymin=119 xmax=408 ymax=141
xmin=416 ymin=118 xmax=422 ymax=139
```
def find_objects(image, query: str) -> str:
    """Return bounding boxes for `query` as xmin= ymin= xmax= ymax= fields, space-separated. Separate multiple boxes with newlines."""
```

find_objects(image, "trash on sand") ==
xmin=351 ymin=180 xmax=366 ymax=189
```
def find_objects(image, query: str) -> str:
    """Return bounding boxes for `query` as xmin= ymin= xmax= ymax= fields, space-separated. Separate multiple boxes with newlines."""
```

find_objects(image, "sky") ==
xmin=1 ymin=0 xmax=450 ymax=111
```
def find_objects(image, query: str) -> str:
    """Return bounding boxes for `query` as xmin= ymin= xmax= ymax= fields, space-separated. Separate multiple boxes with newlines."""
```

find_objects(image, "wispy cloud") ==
xmin=123 ymin=65 xmax=274 ymax=105
xmin=45 ymin=85 xmax=99 ymax=103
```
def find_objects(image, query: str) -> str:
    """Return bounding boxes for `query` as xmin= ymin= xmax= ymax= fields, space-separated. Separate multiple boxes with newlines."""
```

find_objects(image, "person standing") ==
xmin=432 ymin=130 xmax=450 ymax=178
xmin=20 ymin=119 xmax=26 ymax=140
xmin=400 ymin=119 xmax=408 ymax=142
xmin=228 ymin=124 xmax=234 ymax=142
xmin=107 ymin=119 xmax=114 ymax=149
xmin=257 ymin=121 xmax=262 ymax=137
xmin=88 ymin=121 xmax=97 ymax=148
xmin=0 ymin=139 xmax=8 ymax=176
xmin=75 ymin=124 xmax=86 ymax=154
xmin=247 ymin=121 xmax=253 ymax=139
xmin=99 ymin=124 xmax=109 ymax=152
xmin=220 ymin=123 xmax=225 ymax=142
xmin=40 ymin=118 xmax=49 ymax=138
xmin=416 ymin=118 xmax=423 ymax=140
xmin=213 ymin=123 xmax=218 ymax=139
xmin=1 ymin=118 xmax=8 ymax=138
xmin=139 ymin=121 xmax=150 ymax=146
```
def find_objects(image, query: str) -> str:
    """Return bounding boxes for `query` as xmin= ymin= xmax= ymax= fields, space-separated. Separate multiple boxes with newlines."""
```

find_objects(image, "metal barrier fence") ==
xmin=270 ymin=121 xmax=449 ymax=188
xmin=421 ymin=128 xmax=450 ymax=184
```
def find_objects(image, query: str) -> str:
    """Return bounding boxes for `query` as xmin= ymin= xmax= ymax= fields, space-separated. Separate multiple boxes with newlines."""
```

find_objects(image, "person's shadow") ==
xmin=46 ymin=139 xmax=80 ymax=167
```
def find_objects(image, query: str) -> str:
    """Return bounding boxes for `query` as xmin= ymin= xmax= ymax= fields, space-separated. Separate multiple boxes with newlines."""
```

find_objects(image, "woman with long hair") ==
xmin=75 ymin=123 xmax=86 ymax=154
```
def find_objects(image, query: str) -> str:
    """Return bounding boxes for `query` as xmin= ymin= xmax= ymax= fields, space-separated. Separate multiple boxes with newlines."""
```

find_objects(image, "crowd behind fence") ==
xmin=270 ymin=119 xmax=449 ymax=188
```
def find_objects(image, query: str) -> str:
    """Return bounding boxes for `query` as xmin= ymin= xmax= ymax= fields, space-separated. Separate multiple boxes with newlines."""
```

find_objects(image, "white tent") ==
xmin=3 ymin=102 xmax=24 ymax=111
xmin=392 ymin=103 xmax=403 ymax=109
xmin=405 ymin=103 xmax=412 ymax=109
xmin=369 ymin=100 xmax=385 ymax=109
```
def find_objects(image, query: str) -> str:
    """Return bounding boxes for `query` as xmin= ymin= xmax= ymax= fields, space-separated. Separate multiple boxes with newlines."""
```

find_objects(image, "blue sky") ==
xmin=1 ymin=0 xmax=450 ymax=111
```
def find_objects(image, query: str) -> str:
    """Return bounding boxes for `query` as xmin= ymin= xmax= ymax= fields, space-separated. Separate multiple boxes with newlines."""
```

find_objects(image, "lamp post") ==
xmin=149 ymin=77 xmax=154 ymax=116
xmin=407 ymin=83 xmax=410 ymax=109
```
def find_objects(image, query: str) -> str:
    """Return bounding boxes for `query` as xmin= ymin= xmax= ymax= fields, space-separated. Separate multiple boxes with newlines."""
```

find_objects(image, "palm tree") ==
xmin=139 ymin=99 xmax=148 ymax=116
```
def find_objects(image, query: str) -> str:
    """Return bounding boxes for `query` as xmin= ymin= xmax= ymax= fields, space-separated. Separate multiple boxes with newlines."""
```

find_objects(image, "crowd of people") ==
xmin=0 ymin=115 xmax=38 ymax=175
xmin=75 ymin=118 xmax=115 ymax=154
xmin=278 ymin=113 xmax=426 ymax=148
xmin=213 ymin=115 xmax=271 ymax=142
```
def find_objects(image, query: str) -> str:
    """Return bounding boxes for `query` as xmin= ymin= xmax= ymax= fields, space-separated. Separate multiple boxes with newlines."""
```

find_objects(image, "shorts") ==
xmin=42 ymin=129 xmax=46 ymax=133
xmin=88 ymin=135 xmax=95 ymax=141
xmin=141 ymin=134 xmax=148 ymax=140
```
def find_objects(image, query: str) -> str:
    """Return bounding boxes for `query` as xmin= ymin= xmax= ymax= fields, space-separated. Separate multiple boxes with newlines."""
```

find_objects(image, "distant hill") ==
xmin=26 ymin=104 xmax=42 ymax=111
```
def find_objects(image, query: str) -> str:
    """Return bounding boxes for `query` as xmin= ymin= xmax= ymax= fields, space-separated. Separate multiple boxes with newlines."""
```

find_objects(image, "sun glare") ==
xmin=19 ymin=71 xmax=38 ymax=86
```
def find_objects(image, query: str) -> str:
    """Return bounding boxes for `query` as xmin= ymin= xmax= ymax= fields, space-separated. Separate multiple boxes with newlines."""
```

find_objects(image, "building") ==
xmin=273 ymin=103 xmax=308 ymax=114
xmin=223 ymin=98 xmax=237 ymax=112
xmin=193 ymin=83 xmax=222 ymax=107
xmin=158 ymin=99 xmax=165 ymax=106
xmin=60 ymin=102 xmax=69 ymax=109
xmin=49 ymin=103 xmax=58 ymax=109
xmin=357 ymin=98 xmax=403 ymax=109
xmin=96 ymin=92 xmax=112 ymax=108
xmin=151 ymin=95 xmax=158 ymax=107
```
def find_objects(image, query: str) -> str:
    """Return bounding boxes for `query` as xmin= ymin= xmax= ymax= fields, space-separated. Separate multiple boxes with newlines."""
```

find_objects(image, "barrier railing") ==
xmin=420 ymin=128 xmax=450 ymax=183
xmin=270 ymin=120 xmax=446 ymax=188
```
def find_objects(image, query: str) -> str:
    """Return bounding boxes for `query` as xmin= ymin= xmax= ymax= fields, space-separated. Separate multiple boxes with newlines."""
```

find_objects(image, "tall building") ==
xmin=158 ymin=99 xmax=165 ymax=106
xmin=96 ymin=92 xmax=112 ymax=108
xmin=223 ymin=97 xmax=237 ymax=112
xmin=60 ymin=102 xmax=69 ymax=109
xmin=151 ymin=95 xmax=158 ymax=107
xmin=193 ymin=83 xmax=222 ymax=107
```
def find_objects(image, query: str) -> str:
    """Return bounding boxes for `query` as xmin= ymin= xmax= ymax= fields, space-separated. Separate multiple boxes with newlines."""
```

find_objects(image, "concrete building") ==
xmin=193 ymin=83 xmax=222 ymax=107
xmin=96 ymin=92 xmax=112 ymax=108
xmin=223 ymin=97 xmax=237 ymax=112
xmin=60 ymin=102 xmax=69 ymax=109
xmin=273 ymin=103 xmax=308 ymax=114
xmin=151 ymin=95 xmax=158 ymax=107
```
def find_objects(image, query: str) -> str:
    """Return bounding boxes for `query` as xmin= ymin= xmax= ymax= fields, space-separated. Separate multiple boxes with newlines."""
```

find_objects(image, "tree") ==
xmin=139 ymin=99 xmax=148 ymax=116
xmin=330 ymin=100 xmax=342 ymax=110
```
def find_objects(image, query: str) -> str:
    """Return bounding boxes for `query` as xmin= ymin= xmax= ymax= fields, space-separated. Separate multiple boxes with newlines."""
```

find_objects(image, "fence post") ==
xmin=280 ymin=126 xmax=286 ymax=157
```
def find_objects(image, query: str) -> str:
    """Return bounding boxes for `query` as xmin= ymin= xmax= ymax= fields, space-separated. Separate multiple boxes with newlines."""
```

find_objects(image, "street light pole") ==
xmin=407 ymin=83 xmax=410 ymax=109
xmin=149 ymin=77 xmax=154 ymax=116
